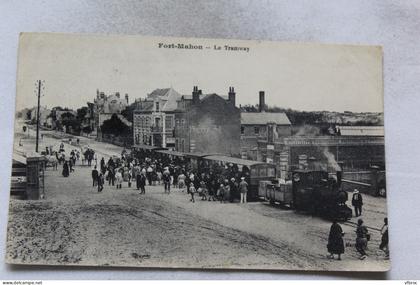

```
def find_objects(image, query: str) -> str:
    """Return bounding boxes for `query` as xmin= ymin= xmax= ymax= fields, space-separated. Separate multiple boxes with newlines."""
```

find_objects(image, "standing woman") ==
xmin=115 ymin=168 xmax=123 ymax=189
xmin=62 ymin=161 xmax=69 ymax=177
xmin=355 ymin=218 xmax=369 ymax=260
xmin=379 ymin=217 xmax=389 ymax=259
xmin=327 ymin=220 xmax=345 ymax=260
xmin=97 ymin=173 xmax=104 ymax=192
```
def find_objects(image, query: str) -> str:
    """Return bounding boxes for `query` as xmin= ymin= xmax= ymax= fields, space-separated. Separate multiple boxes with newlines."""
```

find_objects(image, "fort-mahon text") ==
xmin=158 ymin=42 xmax=250 ymax=52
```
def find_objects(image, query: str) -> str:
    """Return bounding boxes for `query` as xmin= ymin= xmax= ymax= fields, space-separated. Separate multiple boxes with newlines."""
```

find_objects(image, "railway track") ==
xmin=343 ymin=220 xmax=381 ymax=232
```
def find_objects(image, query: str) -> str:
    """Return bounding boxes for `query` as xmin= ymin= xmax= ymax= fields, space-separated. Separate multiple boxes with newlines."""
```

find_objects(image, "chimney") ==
xmin=259 ymin=91 xmax=265 ymax=112
xmin=228 ymin=87 xmax=236 ymax=107
xmin=125 ymin=93 xmax=129 ymax=104
xmin=192 ymin=86 xmax=200 ymax=104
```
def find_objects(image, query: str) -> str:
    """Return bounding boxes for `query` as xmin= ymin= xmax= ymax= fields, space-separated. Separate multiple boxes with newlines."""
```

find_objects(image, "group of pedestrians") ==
xmin=327 ymin=217 xmax=389 ymax=261
xmin=185 ymin=175 xmax=249 ymax=204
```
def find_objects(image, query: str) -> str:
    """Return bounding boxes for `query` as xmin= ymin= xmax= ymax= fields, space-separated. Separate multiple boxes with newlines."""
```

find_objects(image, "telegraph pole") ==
xmin=35 ymin=80 xmax=43 ymax=153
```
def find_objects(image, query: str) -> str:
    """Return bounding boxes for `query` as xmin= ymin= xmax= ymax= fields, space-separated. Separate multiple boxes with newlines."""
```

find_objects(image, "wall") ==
xmin=175 ymin=95 xmax=240 ymax=156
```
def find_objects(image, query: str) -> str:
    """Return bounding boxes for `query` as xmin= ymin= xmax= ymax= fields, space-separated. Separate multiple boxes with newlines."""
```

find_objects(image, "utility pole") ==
xmin=35 ymin=80 xmax=44 ymax=153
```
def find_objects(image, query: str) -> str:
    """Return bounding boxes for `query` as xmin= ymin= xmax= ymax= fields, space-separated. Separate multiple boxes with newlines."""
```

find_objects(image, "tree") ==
xmin=121 ymin=103 xmax=136 ymax=123
xmin=82 ymin=125 xmax=93 ymax=134
xmin=101 ymin=114 xmax=131 ymax=136
xmin=77 ymin=106 xmax=88 ymax=120
xmin=61 ymin=112 xmax=80 ymax=134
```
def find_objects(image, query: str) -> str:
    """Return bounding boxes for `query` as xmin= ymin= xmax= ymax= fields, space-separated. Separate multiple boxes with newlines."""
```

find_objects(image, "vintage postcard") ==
xmin=7 ymin=33 xmax=389 ymax=271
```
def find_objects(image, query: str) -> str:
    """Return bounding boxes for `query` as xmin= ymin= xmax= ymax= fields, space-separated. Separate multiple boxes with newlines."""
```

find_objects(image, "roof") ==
xmin=184 ymin=152 xmax=220 ymax=158
xmin=179 ymin=94 xmax=229 ymax=101
xmin=156 ymin=150 xmax=185 ymax=157
xmin=12 ymin=153 xmax=27 ymax=165
xmin=241 ymin=112 xmax=291 ymax=125
xmin=116 ymin=114 xmax=132 ymax=127
xmin=147 ymin=88 xmax=171 ymax=99
xmin=204 ymin=155 xmax=275 ymax=167
xmin=339 ymin=126 xmax=384 ymax=136
xmin=133 ymin=145 xmax=167 ymax=150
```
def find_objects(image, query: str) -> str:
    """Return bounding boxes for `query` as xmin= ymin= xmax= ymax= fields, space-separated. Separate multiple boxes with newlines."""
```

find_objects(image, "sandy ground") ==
xmin=7 ymin=127 xmax=390 ymax=271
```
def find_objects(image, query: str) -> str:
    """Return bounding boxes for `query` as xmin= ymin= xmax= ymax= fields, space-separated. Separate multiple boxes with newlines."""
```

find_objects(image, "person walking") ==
xmin=108 ymin=167 xmax=115 ymax=186
xmin=379 ymin=217 xmax=389 ymax=259
xmin=327 ymin=220 xmax=345 ymax=260
xmin=239 ymin=177 xmax=249 ymax=203
xmin=62 ymin=161 xmax=69 ymax=177
xmin=223 ymin=180 xmax=231 ymax=203
xmin=163 ymin=167 xmax=171 ymax=194
xmin=97 ymin=173 xmax=104 ymax=192
xmin=352 ymin=189 xmax=363 ymax=217
xmin=137 ymin=173 xmax=146 ymax=194
xmin=91 ymin=165 xmax=99 ymax=187
xmin=147 ymin=165 xmax=153 ymax=186
xmin=100 ymin=157 xmax=106 ymax=174
xmin=355 ymin=218 xmax=369 ymax=260
xmin=217 ymin=183 xmax=225 ymax=203
xmin=115 ymin=169 xmax=123 ymax=189
xmin=189 ymin=182 xmax=196 ymax=203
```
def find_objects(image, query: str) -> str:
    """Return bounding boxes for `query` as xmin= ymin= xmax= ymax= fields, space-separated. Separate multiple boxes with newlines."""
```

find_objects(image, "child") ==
xmin=189 ymin=182 xmax=196 ymax=203
xmin=217 ymin=184 xmax=225 ymax=203
xmin=200 ymin=180 xmax=208 ymax=201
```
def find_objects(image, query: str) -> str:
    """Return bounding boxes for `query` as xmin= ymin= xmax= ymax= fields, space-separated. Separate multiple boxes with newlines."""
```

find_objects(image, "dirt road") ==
xmin=7 ymin=129 xmax=390 ymax=271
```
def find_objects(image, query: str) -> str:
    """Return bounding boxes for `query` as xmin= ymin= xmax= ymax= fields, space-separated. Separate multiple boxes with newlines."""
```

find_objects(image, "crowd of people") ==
xmin=85 ymin=149 xmax=251 ymax=204
xmin=56 ymin=142 xmax=389 ymax=262
xmin=327 ymin=216 xmax=389 ymax=261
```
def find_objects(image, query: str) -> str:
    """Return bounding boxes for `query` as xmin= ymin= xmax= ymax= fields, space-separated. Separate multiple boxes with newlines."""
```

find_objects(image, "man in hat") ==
xmin=239 ymin=177 xmax=249 ymax=204
xmin=352 ymin=189 xmax=363 ymax=217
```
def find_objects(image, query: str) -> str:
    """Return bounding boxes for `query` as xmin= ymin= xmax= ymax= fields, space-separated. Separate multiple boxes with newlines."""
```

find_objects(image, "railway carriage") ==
xmin=202 ymin=155 xmax=277 ymax=200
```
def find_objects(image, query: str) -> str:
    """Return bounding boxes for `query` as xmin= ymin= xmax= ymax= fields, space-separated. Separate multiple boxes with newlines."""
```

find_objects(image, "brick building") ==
xmin=240 ymin=91 xmax=292 ymax=160
xmin=174 ymin=86 xmax=240 ymax=156
xmin=257 ymin=131 xmax=385 ymax=179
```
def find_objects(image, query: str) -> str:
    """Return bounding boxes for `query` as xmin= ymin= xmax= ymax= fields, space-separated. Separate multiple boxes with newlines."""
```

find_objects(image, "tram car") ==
xmin=259 ymin=180 xmax=293 ymax=207
xmin=202 ymin=155 xmax=277 ymax=200
xmin=291 ymin=169 xmax=352 ymax=220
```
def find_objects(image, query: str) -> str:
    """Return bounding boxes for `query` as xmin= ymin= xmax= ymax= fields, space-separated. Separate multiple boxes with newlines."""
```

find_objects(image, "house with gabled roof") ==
xmin=240 ymin=91 xmax=292 ymax=160
xmin=133 ymin=87 xmax=182 ymax=148
xmin=173 ymin=86 xmax=240 ymax=155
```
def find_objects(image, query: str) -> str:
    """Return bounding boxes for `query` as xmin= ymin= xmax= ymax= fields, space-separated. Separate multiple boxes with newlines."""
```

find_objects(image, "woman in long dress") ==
xmin=327 ymin=220 xmax=345 ymax=260
xmin=62 ymin=161 xmax=69 ymax=177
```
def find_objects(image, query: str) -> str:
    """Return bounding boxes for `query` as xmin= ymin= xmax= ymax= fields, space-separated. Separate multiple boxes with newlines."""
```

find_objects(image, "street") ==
xmin=7 ymin=126 xmax=390 ymax=271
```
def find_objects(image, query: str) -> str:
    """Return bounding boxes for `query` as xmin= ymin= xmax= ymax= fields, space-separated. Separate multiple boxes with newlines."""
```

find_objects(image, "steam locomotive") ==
xmin=259 ymin=168 xmax=352 ymax=221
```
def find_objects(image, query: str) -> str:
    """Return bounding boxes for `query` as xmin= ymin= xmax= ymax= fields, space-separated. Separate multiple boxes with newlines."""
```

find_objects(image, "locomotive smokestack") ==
xmin=336 ymin=161 xmax=343 ymax=187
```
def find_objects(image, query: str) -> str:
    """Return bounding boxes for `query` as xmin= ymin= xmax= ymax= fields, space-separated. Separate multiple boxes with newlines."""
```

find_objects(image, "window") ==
xmin=254 ymin=126 xmax=259 ymax=135
xmin=156 ymin=102 xmax=160 ymax=112
xmin=241 ymin=126 xmax=244 ymax=135
xmin=165 ymin=116 xmax=173 ymax=129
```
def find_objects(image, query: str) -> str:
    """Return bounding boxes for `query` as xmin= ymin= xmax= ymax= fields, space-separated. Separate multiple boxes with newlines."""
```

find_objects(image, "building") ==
xmin=78 ymin=102 xmax=96 ymax=136
xmin=94 ymin=89 xmax=130 ymax=138
xmin=240 ymin=91 xmax=292 ymax=160
xmin=257 ymin=126 xmax=385 ymax=178
xmin=174 ymin=86 xmax=240 ymax=156
xmin=133 ymin=88 xmax=181 ymax=148
xmin=27 ymin=106 xmax=51 ymax=128
xmin=338 ymin=125 xmax=384 ymax=136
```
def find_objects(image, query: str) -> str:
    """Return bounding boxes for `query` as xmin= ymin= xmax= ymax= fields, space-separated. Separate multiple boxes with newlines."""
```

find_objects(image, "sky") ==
xmin=16 ymin=33 xmax=383 ymax=113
